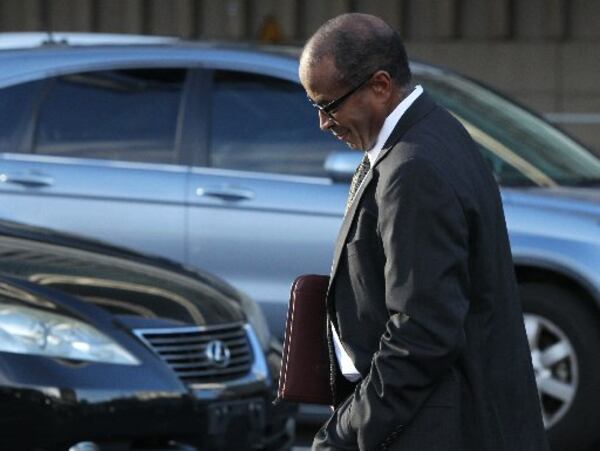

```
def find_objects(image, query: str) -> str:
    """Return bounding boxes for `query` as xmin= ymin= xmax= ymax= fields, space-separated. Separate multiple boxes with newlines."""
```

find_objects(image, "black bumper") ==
xmin=0 ymin=384 xmax=294 ymax=451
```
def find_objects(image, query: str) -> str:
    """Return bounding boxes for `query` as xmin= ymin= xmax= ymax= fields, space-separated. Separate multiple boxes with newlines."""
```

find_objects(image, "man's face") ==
xmin=299 ymin=56 xmax=385 ymax=151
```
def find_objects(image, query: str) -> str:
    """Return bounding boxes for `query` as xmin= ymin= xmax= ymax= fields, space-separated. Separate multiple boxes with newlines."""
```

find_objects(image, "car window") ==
xmin=416 ymin=71 xmax=600 ymax=187
xmin=33 ymin=69 xmax=186 ymax=164
xmin=0 ymin=81 xmax=43 ymax=153
xmin=210 ymin=70 xmax=345 ymax=177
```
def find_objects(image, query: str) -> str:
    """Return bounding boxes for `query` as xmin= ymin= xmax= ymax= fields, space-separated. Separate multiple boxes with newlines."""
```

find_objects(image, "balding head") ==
xmin=300 ymin=13 xmax=411 ymax=90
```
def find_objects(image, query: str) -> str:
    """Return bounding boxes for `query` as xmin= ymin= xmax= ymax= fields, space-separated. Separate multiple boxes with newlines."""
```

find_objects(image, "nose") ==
xmin=318 ymin=110 xmax=334 ymax=131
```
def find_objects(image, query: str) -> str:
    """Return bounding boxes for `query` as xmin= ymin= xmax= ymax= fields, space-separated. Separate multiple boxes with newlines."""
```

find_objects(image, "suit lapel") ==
xmin=372 ymin=91 xmax=436 ymax=171
xmin=327 ymin=91 xmax=437 ymax=292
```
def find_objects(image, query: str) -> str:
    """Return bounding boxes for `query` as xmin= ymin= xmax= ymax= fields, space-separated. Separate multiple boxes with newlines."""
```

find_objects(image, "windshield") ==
xmin=414 ymin=68 xmax=600 ymax=187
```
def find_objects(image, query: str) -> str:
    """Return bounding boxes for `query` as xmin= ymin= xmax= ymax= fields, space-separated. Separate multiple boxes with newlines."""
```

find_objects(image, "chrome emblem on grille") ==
xmin=205 ymin=340 xmax=231 ymax=368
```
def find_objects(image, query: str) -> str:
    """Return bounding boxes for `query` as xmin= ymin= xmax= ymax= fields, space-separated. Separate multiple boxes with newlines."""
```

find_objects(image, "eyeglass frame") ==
xmin=307 ymin=72 xmax=376 ymax=120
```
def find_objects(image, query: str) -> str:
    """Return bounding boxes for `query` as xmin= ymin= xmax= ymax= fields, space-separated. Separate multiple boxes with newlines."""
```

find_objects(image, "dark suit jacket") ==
xmin=313 ymin=92 xmax=549 ymax=451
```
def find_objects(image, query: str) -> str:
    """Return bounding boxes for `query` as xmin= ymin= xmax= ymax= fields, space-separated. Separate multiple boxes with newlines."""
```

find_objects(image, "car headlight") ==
xmin=0 ymin=303 xmax=139 ymax=365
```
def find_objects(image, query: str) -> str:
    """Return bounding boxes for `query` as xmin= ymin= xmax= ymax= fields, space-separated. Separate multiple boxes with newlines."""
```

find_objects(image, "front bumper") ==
xmin=0 ymin=385 xmax=294 ymax=450
xmin=0 ymin=326 xmax=295 ymax=451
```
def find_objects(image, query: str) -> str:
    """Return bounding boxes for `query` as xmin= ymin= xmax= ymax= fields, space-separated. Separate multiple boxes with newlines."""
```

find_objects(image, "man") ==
xmin=299 ymin=13 xmax=548 ymax=451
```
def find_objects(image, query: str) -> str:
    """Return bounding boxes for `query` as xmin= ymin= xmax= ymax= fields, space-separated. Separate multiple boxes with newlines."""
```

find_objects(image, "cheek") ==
xmin=336 ymin=105 xmax=371 ymax=136
xmin=348 ymin=114 xmax=370 ymax=135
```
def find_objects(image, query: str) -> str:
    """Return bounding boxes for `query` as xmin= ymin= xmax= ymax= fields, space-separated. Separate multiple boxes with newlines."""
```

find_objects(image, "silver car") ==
xmin=0 ymin=37 xmax=599 ymax=451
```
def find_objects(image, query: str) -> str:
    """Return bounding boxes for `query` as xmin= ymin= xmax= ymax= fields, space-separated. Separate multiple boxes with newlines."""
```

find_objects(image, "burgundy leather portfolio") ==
xmin=277 ymin=274 xmax=332 ymax=405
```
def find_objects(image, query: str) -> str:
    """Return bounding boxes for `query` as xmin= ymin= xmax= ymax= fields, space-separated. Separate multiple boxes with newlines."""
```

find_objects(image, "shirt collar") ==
xmin=367 ymin=85 xmax=423 ymax=165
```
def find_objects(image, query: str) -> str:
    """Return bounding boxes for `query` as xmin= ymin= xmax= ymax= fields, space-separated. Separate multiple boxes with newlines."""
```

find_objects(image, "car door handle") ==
xmin=0 ymin=172 xmax=55 ymax=188
xmin=196 ymin=185 xmax=255 ymax=201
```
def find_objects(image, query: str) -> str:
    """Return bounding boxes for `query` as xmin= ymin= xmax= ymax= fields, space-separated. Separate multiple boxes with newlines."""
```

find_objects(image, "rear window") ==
xmin=33 ymin=69 xmax=187 ymax=164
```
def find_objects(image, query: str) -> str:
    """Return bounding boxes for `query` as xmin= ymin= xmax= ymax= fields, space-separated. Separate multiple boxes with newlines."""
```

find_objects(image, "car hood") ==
xmin=502 ymin=186 xmax=600 ymax=243
xmin=503 ymin=186 xmax=600 ymax=214
xmin=0 ymin=221 xmax=246 ymax=328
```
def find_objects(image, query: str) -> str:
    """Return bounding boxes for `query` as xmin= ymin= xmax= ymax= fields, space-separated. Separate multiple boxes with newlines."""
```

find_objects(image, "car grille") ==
xmin=134 ymin=323 xmax=253 ymax=384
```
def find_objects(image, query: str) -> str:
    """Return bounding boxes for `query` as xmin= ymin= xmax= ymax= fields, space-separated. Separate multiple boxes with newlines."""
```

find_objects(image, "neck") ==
xmin=385 ymin=85 xmax=409 ymax=117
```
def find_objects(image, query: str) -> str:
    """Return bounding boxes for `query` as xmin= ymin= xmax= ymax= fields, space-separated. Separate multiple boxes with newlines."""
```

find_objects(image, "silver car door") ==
xmin=0 ymin=68 xmax=189 ymax=262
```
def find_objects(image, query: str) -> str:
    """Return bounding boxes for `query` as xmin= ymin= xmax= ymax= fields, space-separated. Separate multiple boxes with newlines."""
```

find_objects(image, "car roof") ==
xmin=0 ymin=31 xmax=179 ymax=49
xmin=0 ymin=41 xmax=304 ymax=87
xmin=0 ymin=36 xmax=444 ymax=88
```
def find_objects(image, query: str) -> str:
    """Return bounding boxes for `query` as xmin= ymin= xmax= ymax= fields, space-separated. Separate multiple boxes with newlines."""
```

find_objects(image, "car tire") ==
xmin=520 ymin=283 xmax=600 ymax=451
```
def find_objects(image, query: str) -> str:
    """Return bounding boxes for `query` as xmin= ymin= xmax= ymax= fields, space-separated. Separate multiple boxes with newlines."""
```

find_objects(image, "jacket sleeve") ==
xmin=316 ymin=156 xmax=471 ymax=450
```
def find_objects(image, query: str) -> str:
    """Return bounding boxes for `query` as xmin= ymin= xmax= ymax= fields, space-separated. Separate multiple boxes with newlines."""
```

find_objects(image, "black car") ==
xmin=0 ymin=219 xmax=294 ymax=450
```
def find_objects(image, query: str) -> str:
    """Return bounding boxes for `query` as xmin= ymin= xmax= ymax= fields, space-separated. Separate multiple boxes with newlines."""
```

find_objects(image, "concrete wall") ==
xmin=0 ymin=0 xmax=598 ymax=153
xmin=407 ymin=41 xmax=600 ymax=153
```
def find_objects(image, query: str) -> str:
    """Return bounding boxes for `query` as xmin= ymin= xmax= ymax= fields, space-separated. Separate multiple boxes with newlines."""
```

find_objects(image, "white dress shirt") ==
xmin=331 ymin=85 xmax=423 ymax=382
xmin=367 ymin=84 xmax=423 ymax=165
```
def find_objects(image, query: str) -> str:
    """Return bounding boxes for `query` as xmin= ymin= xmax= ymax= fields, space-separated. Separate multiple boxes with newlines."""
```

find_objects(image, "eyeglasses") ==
xmin=307 ymin=72 xmax=375 ymax=120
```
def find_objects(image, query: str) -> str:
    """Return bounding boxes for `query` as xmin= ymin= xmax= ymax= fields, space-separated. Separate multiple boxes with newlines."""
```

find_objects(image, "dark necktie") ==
xmin=345 ymin=152 xmax=370 ymax=214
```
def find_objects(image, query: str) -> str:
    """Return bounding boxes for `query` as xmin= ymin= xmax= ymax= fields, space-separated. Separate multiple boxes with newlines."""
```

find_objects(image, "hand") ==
xmin=312 ymin=394 xmax=358 ymax=450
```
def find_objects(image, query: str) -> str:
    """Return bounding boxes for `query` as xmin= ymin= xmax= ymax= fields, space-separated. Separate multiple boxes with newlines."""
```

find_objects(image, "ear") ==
xmin=369 ymin=70 xmax=393 ymax=98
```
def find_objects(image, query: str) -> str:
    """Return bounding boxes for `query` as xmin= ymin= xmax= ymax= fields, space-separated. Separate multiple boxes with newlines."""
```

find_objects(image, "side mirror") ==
xmin=324 ymin=151 xmax=362 ymax=183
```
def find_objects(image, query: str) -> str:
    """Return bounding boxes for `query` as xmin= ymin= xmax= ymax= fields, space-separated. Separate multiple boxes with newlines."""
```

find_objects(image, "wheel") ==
xmin=520 ymin=283 xmax=600 ymax=451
